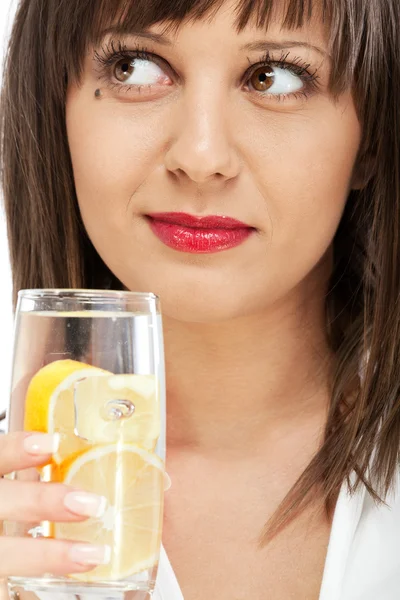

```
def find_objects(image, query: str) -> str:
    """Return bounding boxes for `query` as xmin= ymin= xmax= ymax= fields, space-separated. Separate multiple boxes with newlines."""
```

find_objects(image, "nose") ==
xmin=164 ymin=87 xmax=241 ymax=185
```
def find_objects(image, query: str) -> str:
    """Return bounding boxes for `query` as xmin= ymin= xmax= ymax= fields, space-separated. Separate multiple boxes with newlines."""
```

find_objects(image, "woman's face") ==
xmin=66 ymin=2 xmax=361 ymax=322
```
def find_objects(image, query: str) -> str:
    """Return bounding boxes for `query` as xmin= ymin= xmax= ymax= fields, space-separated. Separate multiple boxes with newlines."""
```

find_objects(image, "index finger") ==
xmin=0 ymin=432 xmax=59 ymax=476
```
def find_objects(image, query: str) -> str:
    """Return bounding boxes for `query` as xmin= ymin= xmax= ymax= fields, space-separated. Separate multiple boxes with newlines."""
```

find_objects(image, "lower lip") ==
xmin=147 ymin=219 xmax=253 ymax=254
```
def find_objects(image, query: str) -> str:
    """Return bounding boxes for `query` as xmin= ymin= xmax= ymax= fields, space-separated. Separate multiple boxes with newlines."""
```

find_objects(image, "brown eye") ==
xmin=114 ymin=59 xmax=135 ymax=82
xmin=250 ymin=65 xmax=275 ymax=92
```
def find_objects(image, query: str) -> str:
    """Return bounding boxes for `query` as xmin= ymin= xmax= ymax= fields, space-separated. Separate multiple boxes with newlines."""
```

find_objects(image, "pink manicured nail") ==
xmin=68 ymin=544 xmax=111 ymax=566
xmin=24 ymin=433 xmax=60 ymax=455
xmin=64 ymin=491 xmax=107 ymax=518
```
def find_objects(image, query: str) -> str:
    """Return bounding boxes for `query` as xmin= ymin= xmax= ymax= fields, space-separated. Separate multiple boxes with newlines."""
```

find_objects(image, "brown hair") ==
xmin=1 ymin=0 xmax=400 ymax=541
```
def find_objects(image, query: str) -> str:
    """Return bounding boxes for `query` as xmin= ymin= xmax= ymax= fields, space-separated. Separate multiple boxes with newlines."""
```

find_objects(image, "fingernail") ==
xmin=64 ymin=491 xmax=107 ymax=518
xmin=24 ymin=433 xmax=60 ymax=455
xmin=69 ymin=544 xmax=111 ymax=566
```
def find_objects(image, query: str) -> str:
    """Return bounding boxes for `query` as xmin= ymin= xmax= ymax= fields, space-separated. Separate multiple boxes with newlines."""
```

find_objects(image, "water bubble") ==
xmin=101 ymin=399 xmax=136 ymax=421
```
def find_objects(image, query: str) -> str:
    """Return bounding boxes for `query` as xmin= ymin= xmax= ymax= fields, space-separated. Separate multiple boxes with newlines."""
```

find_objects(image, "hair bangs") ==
xmin=88 ymin=0 xmax=318 ymax=35
xmin=87 ymin=0 xmax=328 ymax=42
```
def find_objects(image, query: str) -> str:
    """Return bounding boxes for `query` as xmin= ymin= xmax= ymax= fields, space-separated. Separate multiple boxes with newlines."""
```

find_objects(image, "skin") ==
xmin=0 ymin=1 xmax=363 ymax=598
xmin=64 ymin=3 xmax=363 ymax=598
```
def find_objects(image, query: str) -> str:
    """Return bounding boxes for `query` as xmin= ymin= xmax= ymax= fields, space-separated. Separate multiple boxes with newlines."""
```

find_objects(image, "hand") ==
xmin=0 ymin=432 xmax=110 ymax=579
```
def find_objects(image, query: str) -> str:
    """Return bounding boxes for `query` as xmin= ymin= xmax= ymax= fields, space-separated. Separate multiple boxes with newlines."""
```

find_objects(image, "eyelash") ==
xmin=94 ymin=40 xmax=320 ymax=102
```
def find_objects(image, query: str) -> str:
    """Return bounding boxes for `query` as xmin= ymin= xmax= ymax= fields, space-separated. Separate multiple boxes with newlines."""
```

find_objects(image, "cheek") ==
xmin=66 ymin=87 xmax=168 ymax=228
xmin=249 ymin=96 xmax=361 ymax=253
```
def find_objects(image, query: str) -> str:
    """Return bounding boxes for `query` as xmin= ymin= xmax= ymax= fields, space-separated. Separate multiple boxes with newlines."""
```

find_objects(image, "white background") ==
xmin=0 ymin=0 xmax=18 ymax=413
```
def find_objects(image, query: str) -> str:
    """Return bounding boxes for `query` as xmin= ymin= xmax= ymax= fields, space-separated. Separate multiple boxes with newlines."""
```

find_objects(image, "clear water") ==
xmin=6 ymin=310 xmax=166 ymax=599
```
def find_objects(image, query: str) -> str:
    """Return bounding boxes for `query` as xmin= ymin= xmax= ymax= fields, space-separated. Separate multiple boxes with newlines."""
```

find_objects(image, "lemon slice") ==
xmin=55 ymin=444 xmax=164 ymax=581
xmin=24 ymin=360 xmax=109 ymax=464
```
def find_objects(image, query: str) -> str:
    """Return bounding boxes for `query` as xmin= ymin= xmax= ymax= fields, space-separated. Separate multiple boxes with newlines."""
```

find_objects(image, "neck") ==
xmin=163 ymin=285 xmax=333 ymax=454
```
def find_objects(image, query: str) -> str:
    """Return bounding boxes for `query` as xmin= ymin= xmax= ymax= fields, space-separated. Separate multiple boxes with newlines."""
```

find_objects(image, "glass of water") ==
xmin=5 ymin=289 xmax=166 ymax=599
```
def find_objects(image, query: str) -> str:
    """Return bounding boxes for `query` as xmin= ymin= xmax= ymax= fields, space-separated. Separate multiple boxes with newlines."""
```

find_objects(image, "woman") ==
xmin=1 ymin=0 xmax=400 ymax=598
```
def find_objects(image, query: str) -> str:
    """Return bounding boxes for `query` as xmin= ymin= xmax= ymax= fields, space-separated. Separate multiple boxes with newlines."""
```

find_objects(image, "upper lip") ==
xmin=146 ymin=212 xmax=251 ymax=230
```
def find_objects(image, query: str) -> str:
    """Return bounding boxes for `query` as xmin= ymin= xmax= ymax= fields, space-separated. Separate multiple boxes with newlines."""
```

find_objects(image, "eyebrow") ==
xmin=100 ymin=28 xmax=173 ymax=45
xmin=241 ymin=40 xmax=328 ymax=58
xmin=101 ymin=28 xmax=328 ymax=58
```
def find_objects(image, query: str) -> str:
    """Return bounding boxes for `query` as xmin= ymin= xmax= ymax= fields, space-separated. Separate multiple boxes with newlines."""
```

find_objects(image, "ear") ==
xmin=351 ymin=152 xmax=376 ymax=190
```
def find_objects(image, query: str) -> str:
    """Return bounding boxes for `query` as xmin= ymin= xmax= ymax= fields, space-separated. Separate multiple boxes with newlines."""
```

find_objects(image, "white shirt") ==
xmin=156 ymin=472 xmax=400 ymax=600
xmin=34 ymin=471 xmax=400 ymax=600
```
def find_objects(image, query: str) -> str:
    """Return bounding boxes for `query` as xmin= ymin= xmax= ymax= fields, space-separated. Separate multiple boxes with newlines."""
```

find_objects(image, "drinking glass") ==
xmin=5 ymin=289 xmax=166 ymax=599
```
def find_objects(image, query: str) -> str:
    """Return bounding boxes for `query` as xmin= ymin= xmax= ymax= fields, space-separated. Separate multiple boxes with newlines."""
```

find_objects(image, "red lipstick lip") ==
xmin=146 ymin=212 xmax=254 ymax=254
xmin=147 ymin=212 xmax=250 ymax=229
